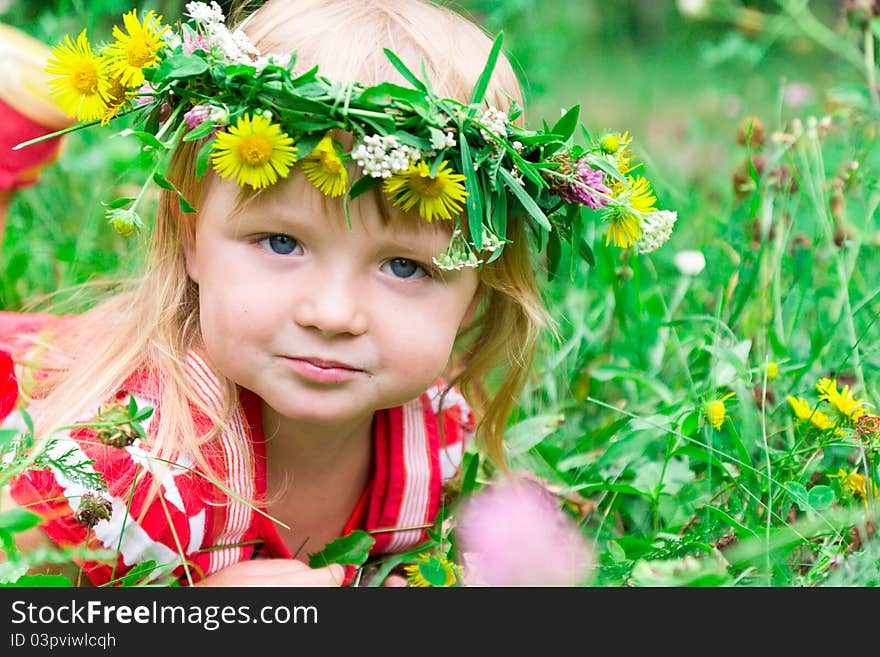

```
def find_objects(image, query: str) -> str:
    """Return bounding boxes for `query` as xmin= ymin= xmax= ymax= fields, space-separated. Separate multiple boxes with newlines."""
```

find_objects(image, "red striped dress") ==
xmin=1 ymin=312 xmax=474 ymax=586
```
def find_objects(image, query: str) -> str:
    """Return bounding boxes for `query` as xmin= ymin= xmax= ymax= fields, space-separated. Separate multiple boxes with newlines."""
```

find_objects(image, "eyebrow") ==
xmin=232 ymin=206 xmax=451 ymax=258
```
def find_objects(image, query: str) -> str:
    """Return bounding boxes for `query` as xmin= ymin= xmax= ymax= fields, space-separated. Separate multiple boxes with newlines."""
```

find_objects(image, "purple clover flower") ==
xmin=559 ymin=159 xmax=610 ymax=209
xmin=134 ymin=83 xmax=156 ymax=107
xmin=184 ymin=104 xmax=212 ymax=130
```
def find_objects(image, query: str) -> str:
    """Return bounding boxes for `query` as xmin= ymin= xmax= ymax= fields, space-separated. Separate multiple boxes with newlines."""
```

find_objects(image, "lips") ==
xmin=294 ymin=356 xmax=362 ymax=371
xmin=282 ymin=355 xmax=364 ymax=384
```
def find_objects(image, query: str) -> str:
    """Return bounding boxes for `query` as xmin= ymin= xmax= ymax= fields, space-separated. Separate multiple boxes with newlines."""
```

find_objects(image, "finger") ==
xmin=382 ymin=574 xmax=408 ymax=587
xmin=313 ymin=563 xmax=346 ymax=586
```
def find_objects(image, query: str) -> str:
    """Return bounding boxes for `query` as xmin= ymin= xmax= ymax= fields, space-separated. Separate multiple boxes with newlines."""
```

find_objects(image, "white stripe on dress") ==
xmin=386 ymin=398 xmax=431 ymax=552
xmin=185 ymin=352 xmax=252 ymax=573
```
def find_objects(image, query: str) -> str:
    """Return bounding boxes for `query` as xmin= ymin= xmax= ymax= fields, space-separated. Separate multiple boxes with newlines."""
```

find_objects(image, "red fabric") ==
xmin=0 ymin=349 xmax=16 ymax=422
xmin=0 ymin=97 xmax=65 ymax=191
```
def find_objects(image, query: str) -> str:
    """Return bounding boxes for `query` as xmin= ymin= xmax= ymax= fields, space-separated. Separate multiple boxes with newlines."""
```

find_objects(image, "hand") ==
xmin=196 ymin=559 xmax=345 ymax=587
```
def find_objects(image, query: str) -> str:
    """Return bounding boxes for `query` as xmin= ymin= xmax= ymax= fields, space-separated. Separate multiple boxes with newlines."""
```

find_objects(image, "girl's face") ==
xmin=185 ymin=173 xmax=480 ymax=426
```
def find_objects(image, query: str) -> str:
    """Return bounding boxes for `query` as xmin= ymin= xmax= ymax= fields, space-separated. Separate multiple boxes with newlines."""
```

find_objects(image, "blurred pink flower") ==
xmin=182 ymin=32 xmax=210 ymax=55
xmin=455 ymin=477 xmax=593 ymax=586
xmin=782 ymin=82 xmax=814 ymax=109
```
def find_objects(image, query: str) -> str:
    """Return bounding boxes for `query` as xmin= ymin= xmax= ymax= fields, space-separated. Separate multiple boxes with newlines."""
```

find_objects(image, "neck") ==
xmin=260 ymin=401 xmax=374 ymax=483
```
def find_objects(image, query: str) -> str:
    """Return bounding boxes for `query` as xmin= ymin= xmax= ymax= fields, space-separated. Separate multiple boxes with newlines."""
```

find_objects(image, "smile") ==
xmin=282 ymin=356 xmax=364 ymax=384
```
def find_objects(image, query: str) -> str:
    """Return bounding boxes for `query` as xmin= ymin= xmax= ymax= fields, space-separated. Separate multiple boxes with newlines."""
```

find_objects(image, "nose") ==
xmin=291 ymin=268 xmax=369 ymax=337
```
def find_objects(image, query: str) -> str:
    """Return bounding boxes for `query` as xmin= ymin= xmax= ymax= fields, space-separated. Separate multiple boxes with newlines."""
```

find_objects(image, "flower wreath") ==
xmin=19 ymin=1 xmax=678 ymax=272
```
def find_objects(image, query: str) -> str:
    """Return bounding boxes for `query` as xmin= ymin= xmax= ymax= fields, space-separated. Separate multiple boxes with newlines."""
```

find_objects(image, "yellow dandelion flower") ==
xmin=103 ymin=9 xmax=169 ymax=88
xmin=45 ymin=29 xmax=110 ymax=122
xmin=382 ymin=160 xmax=467 ymax=222
xmin=626 ymin=176 xmax=657 ymax=213
xmin=611 ymin=131 xmax=635 ymax=176
xmin=211 ymin=114 xmax=298 ymax=190
xmin=604 ymin=175 xmax=656 ymax=248
xmin=605 ymin=210 xmax=642 ymax=248
xmin=705 ymin=392 xmax=735 ymax=431
xmin=403 ymin=553 xmax=459 ymax=588
xmin=786 ymin=395 xmax=835 ymax=431
xmin=100 ymin=73 xmax=136 ymax=126
xmin=765 ymin=361 xmax=779 ymax=380
xmin=816 ymin=377 xmax=866 ymax=421
xmin=828 ymin=469 xmax=873 ymax=503
xmin=300 ymin=134 xmax=348 ymax=197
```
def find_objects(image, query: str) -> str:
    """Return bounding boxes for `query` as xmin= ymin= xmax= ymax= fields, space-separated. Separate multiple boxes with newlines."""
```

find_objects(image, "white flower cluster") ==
xmin=636 ymin=210 xmax=678 ymax=254
xmin=477 ymin=106 xmax=509 ymax=143
xmin=185 ymin=0 xmax=225 ymax=24
xmin=254 ymin=53 xmax=292 ymax=72
xmin=185 ymin=1 xmax=260 ymax=64
xmin=438 ymin=131 xmax=456 ymax=149
xmin=480 ymin=230 xmax=505 ymax=253
xmin=350 ymin=135 xmax=422 ymax=178
xmin=433 ymin=229 xmax=483 ymax=271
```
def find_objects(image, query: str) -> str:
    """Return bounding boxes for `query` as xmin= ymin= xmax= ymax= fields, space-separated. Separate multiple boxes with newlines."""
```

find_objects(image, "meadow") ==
xmin=1 ymin=0 xmax=879 ymax=587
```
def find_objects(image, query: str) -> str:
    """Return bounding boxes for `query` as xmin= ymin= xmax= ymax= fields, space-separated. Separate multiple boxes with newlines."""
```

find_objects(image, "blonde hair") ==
xmin=16 ymin=0 xmax=549 ymax=503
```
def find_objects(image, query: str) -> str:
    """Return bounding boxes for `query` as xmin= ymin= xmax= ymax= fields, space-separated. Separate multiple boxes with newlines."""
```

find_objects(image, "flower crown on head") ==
xmin=20 ymin=1 xmax=678 ymax=273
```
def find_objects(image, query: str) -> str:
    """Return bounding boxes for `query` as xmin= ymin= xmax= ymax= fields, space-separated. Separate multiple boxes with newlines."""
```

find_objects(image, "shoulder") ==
xmin=420 ymin=379 xmax=476 ymax=482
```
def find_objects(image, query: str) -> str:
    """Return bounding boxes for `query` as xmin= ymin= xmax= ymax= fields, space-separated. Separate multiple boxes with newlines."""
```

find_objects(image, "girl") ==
xmin=0 ymin=0 xmax=549 ymax=587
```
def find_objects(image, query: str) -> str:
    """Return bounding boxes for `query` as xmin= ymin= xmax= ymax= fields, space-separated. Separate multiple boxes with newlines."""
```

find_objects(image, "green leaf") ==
xmin=546 ymin=230 xmax=562 ymax=280
xmin=0 ymin=574 xmax=73 ymax=588
xmin=183 ymin=120 xmax=217 ymax=142
xmin=0 ymin=508 xmax=41 ymax=534
xmin=680 ymin=410 xmax=700 ymax=436
xmin=360 ymin=82 xmax=427 ymax=108
xmin=469 ymin=32 xmax=504 ymax=106
xmin=153 ymin=172 xmax=198 ymax=213
xmin=381 ymin=48 xmax=426 ymax=91
xmin=152 ymin=171 xmax=175 ymax=190
xmin=607 ymin=540 xmax=627 ymax=563
xmin=0 ymin=428 xmax=20 ymax=451
xmin=567 ymin=482 xmax=654 ymax=499
xmin=120 ymin=560 xmax=161 ymax=586
xmin=103 ymin=197 xmax=137 ymax=209
xmin=808 ymin=485 xmax=835 ymax=510
xmin=154 ymin=53 xmax=209 ymax=79
xmin=499 ymin=168 xmax=551 ymax=231
xmin=584 ymin=153 xmax=627 ymax=185
xmin=308 ymin=530 xmax=375 ymax=568
xmin=179 ymin=196 xmax=197 ymax=214
xmin=458 ymin=132 xmax=483 ymax=249
xmin=348 ymin=175 xmax=382 ymax=200
xmin=783 ymin=481 xmax=809 ymax=511
xmin=550 ymin=104 xmax=580 ymax=142
xmin=418 ymin=556 xmax=453 ymax=587
xmin=461 ymin=452 xmax=479 ymax=495
xmin=505 ymin=413 xmax=565 ymax=456
xmin=195 ymin=137 xmax=215 ymax=179
xmin=116 ymin=129 xmax=166 ymax=151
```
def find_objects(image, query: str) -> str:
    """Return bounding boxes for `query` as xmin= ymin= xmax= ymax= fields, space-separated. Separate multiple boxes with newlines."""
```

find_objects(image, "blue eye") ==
xmin=259 ymin=234 xmax=301 ymax=255
xmin=385 ymin=258 xmax=426 ymax=279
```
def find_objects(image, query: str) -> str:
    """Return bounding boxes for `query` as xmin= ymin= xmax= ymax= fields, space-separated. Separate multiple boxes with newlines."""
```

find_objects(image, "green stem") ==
xmin=866 ymin=27 xmax=879 ymax=108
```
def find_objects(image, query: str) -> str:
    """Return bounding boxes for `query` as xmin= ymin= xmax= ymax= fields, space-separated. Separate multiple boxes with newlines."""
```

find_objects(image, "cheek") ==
xmin=197 ymin=263 xmax=279 ymax=355
xmin=378 ymin=295 xmax=465 ymax=374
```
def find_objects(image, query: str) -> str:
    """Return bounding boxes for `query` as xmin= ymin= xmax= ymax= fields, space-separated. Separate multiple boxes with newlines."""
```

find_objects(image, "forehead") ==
xmin=200 ymin=170 xmax=455 ymax=248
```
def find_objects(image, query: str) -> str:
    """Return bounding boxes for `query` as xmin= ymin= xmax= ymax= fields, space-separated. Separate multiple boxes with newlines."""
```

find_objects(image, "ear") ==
xmin=459 ymin=285 xmax=485 ymax=329
xmin=183 ymin=237 xmax=199 ymax=284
